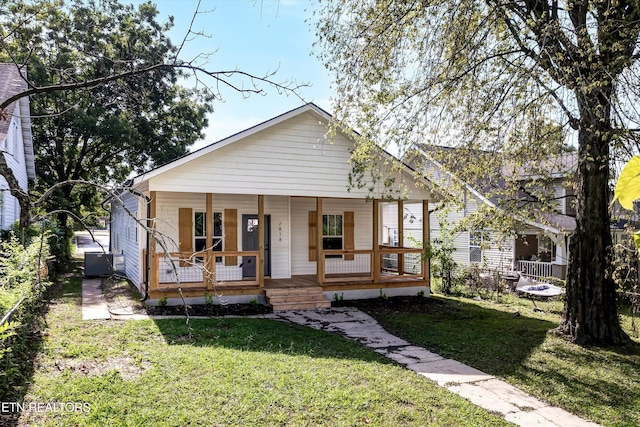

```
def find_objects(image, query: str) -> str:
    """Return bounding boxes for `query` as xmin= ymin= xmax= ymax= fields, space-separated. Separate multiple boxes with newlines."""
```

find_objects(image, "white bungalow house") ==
xmin=0 ymin=64 xmax=36 ymax=230
xmin=382 ymin=148 xmax=577 ymax=281
xmin=111 ymin=103 xmax=434 ymax=308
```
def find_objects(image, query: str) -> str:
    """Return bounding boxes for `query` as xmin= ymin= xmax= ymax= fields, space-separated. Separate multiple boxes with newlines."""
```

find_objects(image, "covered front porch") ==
xmin=144 ymin=192 xmax=430 ymax=303
xmin=515 ymin=232 xmax=567 ymax=280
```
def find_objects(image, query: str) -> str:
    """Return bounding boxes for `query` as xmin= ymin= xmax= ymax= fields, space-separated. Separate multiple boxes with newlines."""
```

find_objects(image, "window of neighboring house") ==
xmin=12 ymin=121 xmax=18 ymax=156
xmin=194 ymin=211 xmax=223 ymax=262
xmin=387 ymin=228 xmax=399 ymax=246
xmin=323 ymin=214 xmax=343 ymax=258
xmin=469 ymin=231 xmax=483 ymax=263
xmin=538 ymin=235 xmax=556 ymax=262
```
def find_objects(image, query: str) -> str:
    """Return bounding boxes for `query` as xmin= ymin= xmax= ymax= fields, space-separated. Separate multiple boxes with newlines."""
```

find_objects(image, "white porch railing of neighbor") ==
xmin=518 ymin=260 xmax=553 ymax=280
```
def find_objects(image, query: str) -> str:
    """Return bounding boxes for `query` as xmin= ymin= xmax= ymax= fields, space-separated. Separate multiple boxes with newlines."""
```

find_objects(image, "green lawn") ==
xmin=353 ymin=292 xmax=640 ymax=427
xmin=17 ymin=275 xmax=510 ymax=426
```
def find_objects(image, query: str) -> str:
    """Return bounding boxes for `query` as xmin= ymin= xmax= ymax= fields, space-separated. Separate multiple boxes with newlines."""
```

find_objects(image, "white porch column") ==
xmin=554 ymin=238 xmax=566 ymax=265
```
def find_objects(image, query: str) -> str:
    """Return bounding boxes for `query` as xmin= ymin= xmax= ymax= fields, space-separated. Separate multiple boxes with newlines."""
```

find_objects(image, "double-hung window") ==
xmin=194 ymin=212 xmax=223 ymax=261
xmin=469 ymin=231 xmax=483 ymax=263
xmin=323 ymin=214 xmax=343 ymax=257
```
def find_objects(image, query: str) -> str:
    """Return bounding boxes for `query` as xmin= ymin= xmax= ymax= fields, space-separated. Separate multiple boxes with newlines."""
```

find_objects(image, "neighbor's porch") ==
xmin=515 ymin=233 xmax=567 ymax=280
xmin=144 ymin=192 xmax=430 ymax=300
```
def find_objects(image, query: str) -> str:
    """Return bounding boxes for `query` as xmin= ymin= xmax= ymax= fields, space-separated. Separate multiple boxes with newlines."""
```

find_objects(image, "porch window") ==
xmin=469 ymin=231 xmax=483 ymax=263
xmin=194 ymin=211 xmax=223 ymax=261
xmin=323 ymin=214 xmax=343 ymax=258
xmin=538 ymin=235 xmax=556 ymax=262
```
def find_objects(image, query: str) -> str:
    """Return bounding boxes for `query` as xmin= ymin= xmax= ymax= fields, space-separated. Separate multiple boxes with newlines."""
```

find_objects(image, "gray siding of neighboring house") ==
xmin=382 ymin=196 xmax=515 ymax=273
xmin=1 ymin=102 xmax=30 ymax=230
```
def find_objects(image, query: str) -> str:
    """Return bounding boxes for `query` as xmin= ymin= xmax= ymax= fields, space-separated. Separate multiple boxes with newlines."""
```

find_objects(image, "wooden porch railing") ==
xmin=151 ymin=250 xmax=261 ymax=290
xmin=379 ymin=246 xmax=424 ymax=278
xmin=320 ymin=247 xmax=424 ymax=284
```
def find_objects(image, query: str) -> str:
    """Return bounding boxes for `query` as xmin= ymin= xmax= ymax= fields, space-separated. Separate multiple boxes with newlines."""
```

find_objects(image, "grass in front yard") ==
xmin=17 ymin=275 xmax=511 ymax=427
xmin=354 ymin=293 xmax=640 ymax=427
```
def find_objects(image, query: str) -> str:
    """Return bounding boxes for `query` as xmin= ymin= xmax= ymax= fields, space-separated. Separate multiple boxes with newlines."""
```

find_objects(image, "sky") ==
xmin=131 ymin=0 xmax=332 ymax=150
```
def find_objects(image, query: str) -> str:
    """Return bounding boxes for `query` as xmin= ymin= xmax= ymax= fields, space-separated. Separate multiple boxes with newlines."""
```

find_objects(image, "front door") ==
xmin=242 ymin=214 xmax=271 ymax=278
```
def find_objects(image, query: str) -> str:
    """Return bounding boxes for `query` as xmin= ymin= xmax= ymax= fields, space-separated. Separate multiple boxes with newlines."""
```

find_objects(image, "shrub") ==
xmin=0 ymin=229 xmax=52 ymax=400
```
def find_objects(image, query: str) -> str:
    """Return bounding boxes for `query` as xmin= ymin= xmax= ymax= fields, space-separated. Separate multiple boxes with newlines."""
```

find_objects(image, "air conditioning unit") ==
xmin=112 ymin=253 xmax=126 ymax=275
xmin=83 ymin=252 xmax=113 ymax=277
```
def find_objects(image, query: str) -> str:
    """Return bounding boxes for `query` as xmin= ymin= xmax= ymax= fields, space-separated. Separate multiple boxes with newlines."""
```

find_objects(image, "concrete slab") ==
xmin=464 ymin=379 xmax=547 ymax=410
xmin=379 ymin=351 xmax=421 ymax=365
xmin=81 ymin=278 xmax=111 ymax=320
xmin=532 ymin=406 xmax=602 ymax=427
xmin=395 ymin=346 xmax=445 ymax=363
xmin=447 ymin=379 xmax=552 ymax=419
xmin=448 ymin=382 xmax=522 ymax=415
xmin=505 ymin=410 xmax=566 ymax=426
xmin=410 ymin=359 xmax=494 ymax=386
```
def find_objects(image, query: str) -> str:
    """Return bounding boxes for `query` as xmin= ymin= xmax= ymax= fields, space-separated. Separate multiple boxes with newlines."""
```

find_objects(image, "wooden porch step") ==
xmin=265 ymin=286 xmax=331 ymax=311
xmin=270 ymin=301 xmax=332 ymax=311
xmin=267 ymin=294 xmax=330 ymax=304
xmin=265 ymin=286 xmax=325 ymax=297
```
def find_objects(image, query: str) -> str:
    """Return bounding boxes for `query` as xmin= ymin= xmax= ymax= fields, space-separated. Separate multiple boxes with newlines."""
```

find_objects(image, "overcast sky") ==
xmin=131 ymin=0 xmax=332 ymax=150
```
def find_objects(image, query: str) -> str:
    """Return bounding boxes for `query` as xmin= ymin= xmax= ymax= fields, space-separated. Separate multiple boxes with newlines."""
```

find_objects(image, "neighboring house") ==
xmin=0 ymin=64 xmax=36 ymax=231
xmin=382 ymin=148 xmax=578 ymax=281
xmin=111 ymin=103 xmax=434 ymax=308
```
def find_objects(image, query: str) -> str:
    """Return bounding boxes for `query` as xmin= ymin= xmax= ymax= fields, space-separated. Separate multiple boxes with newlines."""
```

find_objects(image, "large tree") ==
xmin=0 ymin=0 xmax=301 ymax=258
xmin=316 ymin=0 xmax=640 ymax=345
xmin=0 ymin=0 xmax=212 ymax=259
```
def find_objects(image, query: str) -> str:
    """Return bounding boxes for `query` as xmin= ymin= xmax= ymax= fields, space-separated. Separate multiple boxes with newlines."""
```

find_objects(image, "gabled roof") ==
xmin=131 ymin=103 xmax=331 ymax=185
xmin=413 ymin=145 xmax=576 ymax=235
xmin=130 ymin=103 xmax=425 ymax=192
xmin=0 ymin=63 xmax=36 ymax=180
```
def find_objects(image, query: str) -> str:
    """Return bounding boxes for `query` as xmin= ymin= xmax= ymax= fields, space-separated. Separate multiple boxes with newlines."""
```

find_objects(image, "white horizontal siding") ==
xmin=291 ymin=197 xmax=374 ymax=276
xmin=381 ymin=202 xmax=425 ymax=247
xmin=147 ymin=112 xmax=430 ymax=201
xmin=0 ymin=103 xmax=29 ymax=230
xmin=428 ymin=194 xmax=515 ymax=271
xmin=110 ymin=193 xmax=144 ymax=291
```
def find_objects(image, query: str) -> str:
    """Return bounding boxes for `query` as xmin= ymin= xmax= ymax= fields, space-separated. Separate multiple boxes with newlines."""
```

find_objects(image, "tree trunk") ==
xmin=56 ymin=208 xmax=73 ymax=263
xmin=555 ymin=99 xmax=628 ymax=345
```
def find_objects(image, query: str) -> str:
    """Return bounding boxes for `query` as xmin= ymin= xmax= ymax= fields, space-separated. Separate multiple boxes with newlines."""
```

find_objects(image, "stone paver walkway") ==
xmin=81 ymin=279 xmax=600 ymax=426
xmin=269 ymin=307 xmax=600 ymax=427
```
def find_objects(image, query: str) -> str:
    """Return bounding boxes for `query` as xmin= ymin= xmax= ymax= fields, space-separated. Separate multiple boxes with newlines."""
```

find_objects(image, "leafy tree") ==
xmin=0 ymin=0 xmax=301 ymax=259
xmin=316 ymin=0 xmax=640 ymax=345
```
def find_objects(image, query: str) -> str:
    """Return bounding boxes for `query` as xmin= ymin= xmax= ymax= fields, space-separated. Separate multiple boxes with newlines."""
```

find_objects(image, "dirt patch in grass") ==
xmin=46 ymin=356 xmax=151 ymax=380
xmin=101 ymin=278 xmax=148 ymax=315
